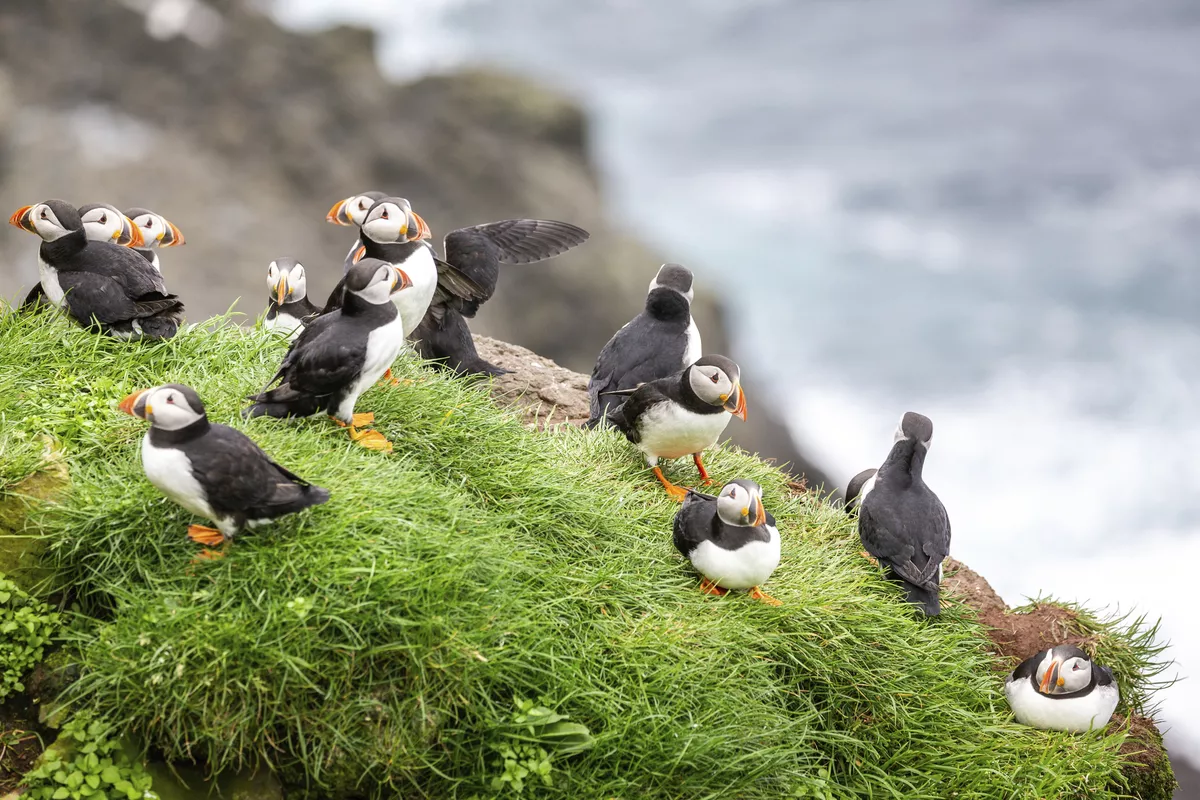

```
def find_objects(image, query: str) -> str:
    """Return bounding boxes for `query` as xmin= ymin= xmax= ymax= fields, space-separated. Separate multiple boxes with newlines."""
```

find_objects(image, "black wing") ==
xmin=858 ymin=492 xmax=948 ymax=592
xmin=672 ymin=490 xmax=717 ymax=558
xmin=57 ymin=272 xmax=180 ymax=325
xmin=588 ymin=307 xmax=690 ymax=422
xmin=608 ymin=380 xmax=673 ymax=445
xmin=1094 ymin=664 xmax=1115 ymax=687
xmin=67 ymin=241 xmax=170 ymax=298
xmin=440 ymin=219 xmax=590 ymax=317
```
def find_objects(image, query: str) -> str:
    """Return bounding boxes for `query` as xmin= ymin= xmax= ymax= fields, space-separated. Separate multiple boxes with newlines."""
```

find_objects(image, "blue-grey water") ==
xmin=276 ymin=0 xmax=1200 ymax=757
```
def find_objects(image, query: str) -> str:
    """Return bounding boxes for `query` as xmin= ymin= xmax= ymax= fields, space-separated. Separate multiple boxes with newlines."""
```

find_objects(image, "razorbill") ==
xmin=844 ymin=468 xmax=877 ymax=514
xmin=325 ymin=190 xmax=387 ymax=272
xmin=1004 ymin=644 xmax=1119 ymax=732
xmin=125 ymin=207 xmax=186 ymax=273
xmin=244 ymin=258 xmax=413 ymax=452
xmin=263 ymin=258 xmax=319 ymax=339
xmin=9 ymin=200 xmax=184 ymax=339
xmin=673 ymin=479 xmax=782 ymax=605
xmin=588 ymin=263 xmax=701 ymax=426
xmin=606 ymin=354 xmax=747 ymax=500
xmin=857 ymin=411 xmax=950 ymax=616
xmin=120 ymin=383 xmax=330 ymax=558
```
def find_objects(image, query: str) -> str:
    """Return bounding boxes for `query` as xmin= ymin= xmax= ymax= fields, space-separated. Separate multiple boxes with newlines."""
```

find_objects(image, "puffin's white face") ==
xmin=80 ymin=205 xmax=123 ymax=244
xmin=689 ymin=363 xmax=738 ymax=408
xmin=361 ymin=200 xmax=428 ymax=245
xmin=130 ymin=212 xmax=184 ymax=249
xmin=716 ymin=481 xmax=767 ymax=527
xmin=893 ymin=416 xmax=932 ymax=451
xmin=18 ymin=203 xmax=75 ymax=242
xmin=1037 ymin=651 xmax=1094 ymax=695
xmin=267 ymin=260 xmax=308 ymax=304
xmin=344 ymin=195 xmax=377 ymax=226
xmin=136 ymin=386 xmax=204 ymax=431
xmin=350 ymin=263 xmax=402 ymax=306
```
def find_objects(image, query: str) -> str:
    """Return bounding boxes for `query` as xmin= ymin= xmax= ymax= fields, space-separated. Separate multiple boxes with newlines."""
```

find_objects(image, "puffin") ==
xmin=587 ymin=263 xmax=701 ymax=427
xmin=125 ymin=207 xmax=186 ymax=273
xmin=21 ymin=203 xmax=145 ymax=310
xmin=244 ymin=258 xmax=413 ymax=452
xmin=1004 ymin=644 xmax=1119 ymax=732
xmin=263 ymin=258 xmax=320 ymax=339
xmin=606 ymin=354 xmax=747 ymax=500
xmin=844 ymin=468 xmax=877 ymax=514
xmin=673 ymin=479 xmax=782 ymax=605
xmin=325 ymin=190 xmax=387 ymax=273
xmin=324 ymin=196 xmax=590 ymax=376
xmin=9 ymin=200 xmax=185 ymax=339
xmin=119 ymin=383 xmax=330 ymax=559
xmin=857 ymin=411 xmax=951 ymax=616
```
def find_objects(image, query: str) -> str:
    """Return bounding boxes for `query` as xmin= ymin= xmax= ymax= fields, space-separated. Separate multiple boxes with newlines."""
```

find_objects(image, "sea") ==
xmin=274 ymin=0 xmax=1200 ymax=760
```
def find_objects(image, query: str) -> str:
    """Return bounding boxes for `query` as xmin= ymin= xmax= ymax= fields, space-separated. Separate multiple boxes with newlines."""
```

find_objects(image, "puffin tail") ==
xmin=413 ymin=311 xmax=509 ymax=377
xmin=901 ymin=580 xmax=941 ymax=617
xmin=242 ymin=385 xmax=319 ymax=420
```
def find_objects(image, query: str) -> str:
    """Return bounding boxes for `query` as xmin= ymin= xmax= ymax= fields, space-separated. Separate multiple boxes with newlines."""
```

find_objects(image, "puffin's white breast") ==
xmin=1004 ymin=677 xmax=1119 ymax=732
xmin=688 ymin=525 xmax=781 ymax=590
xmin=141 ymin=435 xmax=216 ymax=522
xmin=333 ymin=313 xmax=408 ymax=421
xmin=637 ymin=402 xmax=731 ymax=462
xmin=37 ymin=253 xmax=65 ymax=307
xmin=264 ymin=312 xmax=305 ymax=340
xmin=682 ymin=316 xmax=702 ymax=367
xmin=392 ymin=247 xmax=438 ymax=339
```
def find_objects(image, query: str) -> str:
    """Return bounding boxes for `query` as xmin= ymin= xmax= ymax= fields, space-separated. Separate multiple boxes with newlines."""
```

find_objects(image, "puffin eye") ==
xmin=99 ymin=213 xmax=107 ymax=224
xmin=166 ymin=395 xmax=175 ymax=404
xmin=381 ymin=209 xmax=389 ymax=220
xmin=1072 ymin=663 xmax=1081 ymax=671
xmin=357 ymin=200 xmax=367 ymax=210
xmin=710 ymin=373 xmax=720 ymax=384
xmin=40 ymin=209 xmax=48 ymax=220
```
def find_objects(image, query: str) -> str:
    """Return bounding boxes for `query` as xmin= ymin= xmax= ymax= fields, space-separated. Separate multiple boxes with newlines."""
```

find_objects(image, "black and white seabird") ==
xmin=79 ymin=203 xmax=144 ymax=248
xmin=244 ymin=258 xmax=413 ymax=452
xmin=119 ymin=383 xmax=330 ymax=559
xmin=263 ymin=258 xmax=320 ymax=340
xmin=606 ymin=354 xmax=747 ymax=500
xmin=125 ymin=207 xmax=186 ymax=273
xmin=324 ymin=196 xmax=590 ymax=376
xmin=844 ymin=468 xmax=877 ymax=514
xmin=326 ymin=190 xmax=387 ymax=273
xmin=673 ymin=479 xmax=782 ymax=605
xmin=857 ymin=411 xmax=950 ymax=616
xmin=1004 ymin=644 xmax=1119 ymax=732
xmin=9 ymin=200 xmax=184 ymax=339
xmin=587 ymin=263 xmax=702 ymax=427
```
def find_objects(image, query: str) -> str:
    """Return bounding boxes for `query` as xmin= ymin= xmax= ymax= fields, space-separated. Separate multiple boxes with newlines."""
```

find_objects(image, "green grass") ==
xmin=0 ymin=307 xmax=1175 ymax=799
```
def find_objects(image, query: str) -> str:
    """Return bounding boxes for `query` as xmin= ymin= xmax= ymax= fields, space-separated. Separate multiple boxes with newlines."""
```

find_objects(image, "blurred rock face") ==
xmin=0 ymin=0 xmax=831 ymax=488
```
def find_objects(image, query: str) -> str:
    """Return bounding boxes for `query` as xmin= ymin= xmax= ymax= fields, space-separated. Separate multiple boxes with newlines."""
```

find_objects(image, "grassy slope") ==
xmin=0 ymin=309 xmax=1172 ymax=799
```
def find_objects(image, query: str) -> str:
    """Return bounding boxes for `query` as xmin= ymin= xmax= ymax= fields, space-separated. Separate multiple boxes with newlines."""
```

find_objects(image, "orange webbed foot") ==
xmin=653 ymin=467 xmax=690 ymax=502
xmin=349 ymin=426 xmax=393 ymax=452
xmin=699 ymin=577 xmax=728 ymax=597
xmin=187 ymin=524 xmax=224 ymax=547
xmin=749 ymin=586 xmax=782 ymax=606
xmin=859 ymin=550 xmax=879 ymax=567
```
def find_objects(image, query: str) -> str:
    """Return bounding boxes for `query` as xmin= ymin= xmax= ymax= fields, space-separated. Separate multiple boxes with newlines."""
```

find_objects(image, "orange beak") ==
xmin=124 ymin=218 xmax=146 ymax=248
xmin=1039 ymin=659 xmax=1062 ymax=694
xmin=326 ymin=198 xmax=353 ymax=226
xmin=723 ymin=385 xmax=747 ymax=421
xmin=413 ymin=211 xmax=432 ymax=241
xmin=391 ymin=268 xmax=414 ymax=294
xmin=119 ymin=390 xmax=148 ymax=418
xmin=161 ymin=219 xmax=185 ymax=247
xmin=9 ymin=206 xmax=35 ymax=234
xmin=275 ymin=276 xmax=289 ymax=305
xmin=753 ymin=497 xmax=767 ymax=527
xmin=352 ymin=244 xmax=367 ymax=264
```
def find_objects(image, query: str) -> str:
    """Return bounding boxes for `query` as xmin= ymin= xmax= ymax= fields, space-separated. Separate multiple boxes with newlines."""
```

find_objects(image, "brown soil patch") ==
xmin=0 ymin=702 xmax=45 ymax=793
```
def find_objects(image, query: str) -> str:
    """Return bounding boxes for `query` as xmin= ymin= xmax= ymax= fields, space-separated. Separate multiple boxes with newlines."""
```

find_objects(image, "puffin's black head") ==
xmin=893 ymin=411 xmax=933 ymax=451
xmin=687 ymin=355 xmax=746 ymax=420
xmin=844 ymin=467 xmax=878 ymax=513
xmin=345 ymin=257 xmax=413 ymax=305
xmin=119 ymin=383 xmax=207 ymax=430
xmin=1035 ymin=644 xmax=1097 ymax=696
xmin=649 ymin=263 xmax=694 ymax=300
xmin=326 ymin=190 xmax=388 ymax=227
xmin=125 ymin=207 xmax=185 ymax=249
xmin=78 ymin=203 xmax=144 ymax=247
xmin=716 ymin=479 xmax=767 ymax=527
xmin=359 ymin=197 xmax=431 ymax=246
xmin=267 ymin=257 xmax=308 ymax=305
xmin=9 ymin=200 xmax=82 ymax=242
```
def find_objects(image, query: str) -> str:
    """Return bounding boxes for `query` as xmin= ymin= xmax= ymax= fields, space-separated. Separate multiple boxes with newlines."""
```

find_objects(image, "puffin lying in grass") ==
xmin=605 ymin=354 xmax=747 ymax=500
xmin=120 ymin=383 xmax=330 ymax=559
xmin=244 ymin=258 xmax=413 ymax=452
xmin=1004 ymin=644 xmax=1119 ymax=732
xmin=673 ymin=479 xmax=781 ymax=605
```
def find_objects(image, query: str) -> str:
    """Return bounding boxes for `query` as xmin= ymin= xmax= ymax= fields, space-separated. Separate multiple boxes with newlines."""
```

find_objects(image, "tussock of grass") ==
xmin=0 ymin=308 xmax=1174 ymax=798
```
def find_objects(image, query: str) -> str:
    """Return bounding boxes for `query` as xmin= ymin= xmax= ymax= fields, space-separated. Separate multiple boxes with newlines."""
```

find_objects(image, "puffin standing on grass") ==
xmin=1004 ymin=645 xmax=1119 ymax=732
xmin=587 ymin=263 xmax=702 ymax=427
xmin=606 ymin=354 xmax=747 ymax=500
xmin=857 ymin=412 xmax=951 ymax=616
xmin=263 ymin=258 xmax=320 ymax=339
xmin=673 ymin=479 xmax=781 ymax=605
xmin=325 ymin=190 xmax=387 ymax=272
xmin=9 ymin=200 xmax=185 ymax=339
xmin=119 ymin=383 xmax=330 ymax=559
xmin=125 ymin=207 xmax=186 ymax=273
xmin=244 ymin=258 xmax=413 ymax=452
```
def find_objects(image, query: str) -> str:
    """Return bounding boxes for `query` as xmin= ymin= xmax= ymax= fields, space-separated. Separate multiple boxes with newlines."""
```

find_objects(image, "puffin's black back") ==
xmin=587 ymin=288 xmax=692 ymax=426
